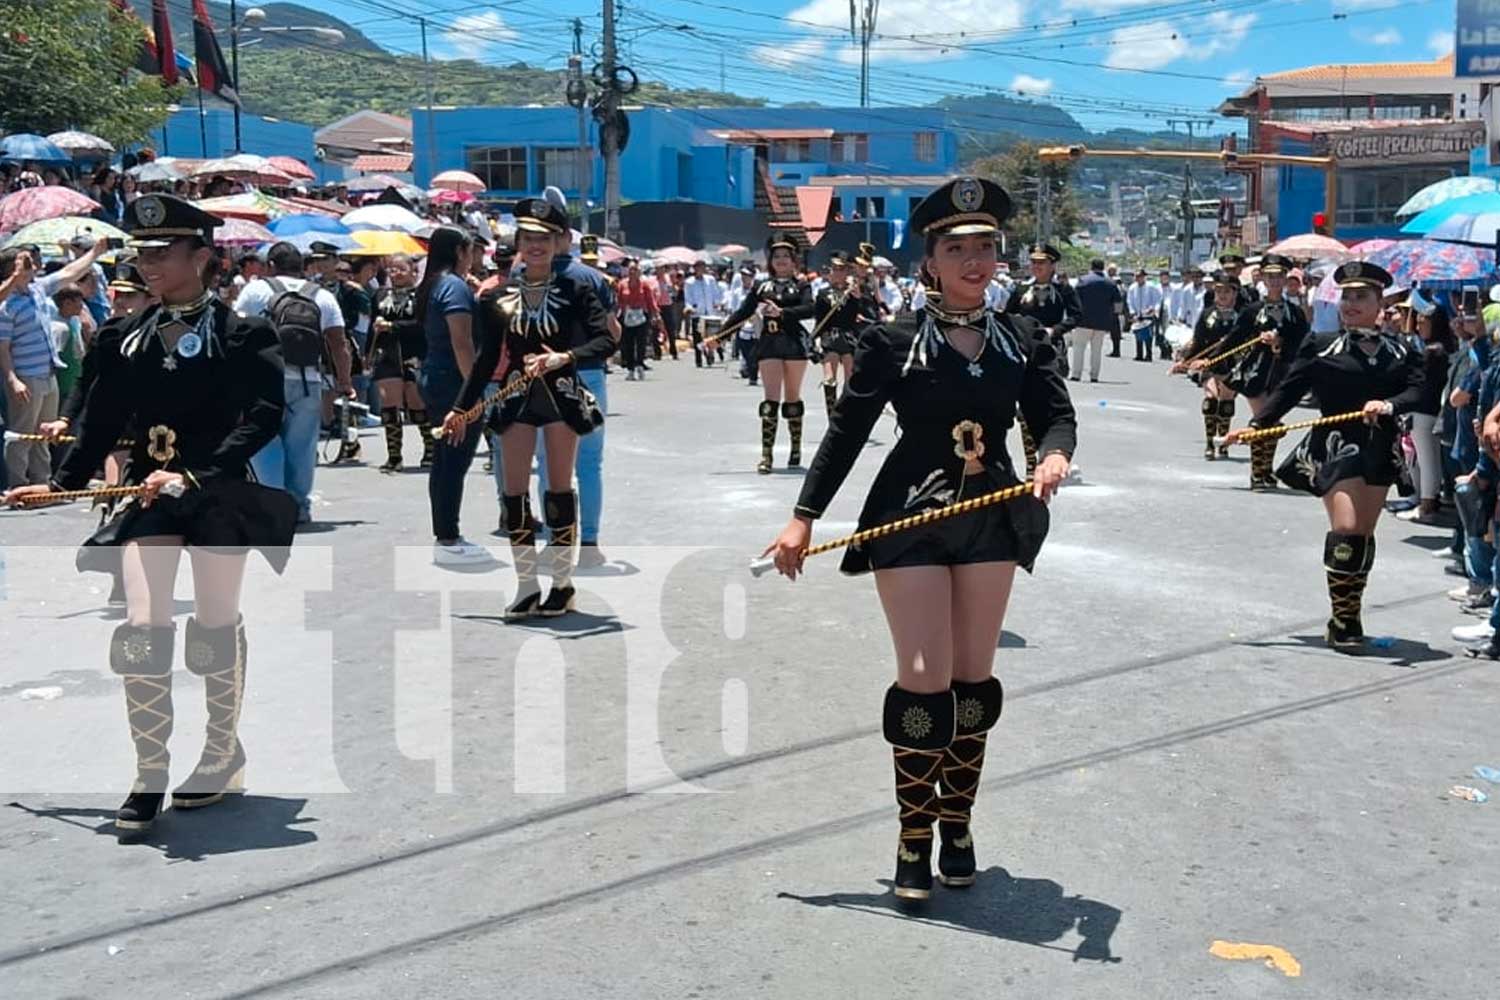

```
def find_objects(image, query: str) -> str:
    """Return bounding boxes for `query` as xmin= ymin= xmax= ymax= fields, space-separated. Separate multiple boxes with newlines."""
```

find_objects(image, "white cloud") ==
xmin=1220 ymin=68 xmax=1254 ymax=91
xmin=784 ymin=0 xmax=1026 ymax=64
xmin=442 ymin=10 xmax=518 ymax=61
xmin=1103 ymin=12 xmax=1256 ymax=71
xmin=751 ymin=38 xmax=826 ymax=69
xmin=1429 ymin=28 xmax=1454 ymax=57
xmin=1010 ymin=73 xmax=1053 ymax=95
xmin=1354 ymin=26 xmax=1402 ymax=46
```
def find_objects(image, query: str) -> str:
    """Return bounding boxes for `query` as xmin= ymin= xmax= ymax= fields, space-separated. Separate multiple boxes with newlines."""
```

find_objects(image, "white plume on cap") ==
xmin=543 ymin=186 xmax=567 ymax=212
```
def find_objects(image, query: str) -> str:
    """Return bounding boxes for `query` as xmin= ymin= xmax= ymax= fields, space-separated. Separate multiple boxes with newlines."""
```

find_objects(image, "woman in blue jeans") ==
xmin=416 ymin=227 xmax=489 ymax=566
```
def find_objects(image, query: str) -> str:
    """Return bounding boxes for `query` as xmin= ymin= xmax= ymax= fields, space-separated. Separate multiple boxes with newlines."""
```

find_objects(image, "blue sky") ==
xmin=291 ymin=0 xmax=1459 ymax=133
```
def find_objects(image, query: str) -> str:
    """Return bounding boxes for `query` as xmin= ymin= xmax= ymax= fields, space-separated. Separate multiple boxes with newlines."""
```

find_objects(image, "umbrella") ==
xmin=267 ymin=156 xmax=316 ymax=181
xmin=0 ymin=187 xmax=100 ymax=233
xmin=342 ymin=203 xmax=428 ymax=234
xmin=127 ymin=160 xmax=184 ymax=183
xmin=430 ymin=169 xmax=486 ymax=193
xmin=195 ymin=191 xmax=314 ymax=222
xmin=1400 ymin=192 xmax=1500 ymax=234
xmin=215 ymin=217 xmax=275 ymax=246
xmin=350 ymin=230 xmax=426 ymax=256
xmin=1361 ymin=239 xmax=1494 ymax=290
xmin=430 ymin=189 xmax=475 ymax=205
xmin=1 ymin=215 xmax=126 ymax=249
xmin=345 ymin=174 xmax=410 ymax=194
xmin=46 ymin=130 xmax=115 ymax=159
xmin=0 ymin=133 xmax=71 ymax=165
xmin=654 ymin=245 xmax=700 ymax=265
xmin=714 ymin=243 xmax=749 ymax=257
xmin=1417 ymin=211 xmax=1500 ymax=247
xmin=1266 ymin=233 xmax=1350 ymax=260
xmin=279 ymin=231 xmax=358 ymax=254
xmin=1396 ymin=176 xmax=1500 ymax=219
xmin=193 ymin=154 xmax=293 ymax=186
xmin=267 ymin=213 xmax=351 ymax=237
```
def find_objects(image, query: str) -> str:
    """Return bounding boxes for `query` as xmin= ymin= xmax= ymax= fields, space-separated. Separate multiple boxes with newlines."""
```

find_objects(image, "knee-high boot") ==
xmin=821 ymin=379 xmax=838 ymax=416
xmin=1201 ymin=398 xmax=1218 ymax=459
xmin=937 ymin=677 xmax=1004 ymax=887
xmin=503 ymin=494 xmax=543 ymax=619
xmin=1325 ymin=533 xmax=1374 ymax=650
xmin=1217 ymin=399 xmax=1236 ymax=457
xmin=111 ymin=624 xmax=176 ymax=836
xmin=884 ymin=685 xmax=956 ymax=901
xmin=380 ymin=407 xmax=403 ymax=472
xmin=173 ymin=617 xmax=248 ymax=809
xmin=540 ymin=490 xmax=579 ymax=617
xmin=1249 ymin=437 xmax=1276 ymax=489
xmin=757 ymin=400 xmax=778 ymax=475
xmin=782 ymin=400 xmax=805 ymax=468
xmin=410 ymin=407 xmax=435 ymax=468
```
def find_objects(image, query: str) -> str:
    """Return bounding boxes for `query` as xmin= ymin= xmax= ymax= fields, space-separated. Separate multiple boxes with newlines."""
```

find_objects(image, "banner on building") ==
xmin=1457 ymin=0 xmax=1500 ymax=78
xmin=1313 ymin=123 xmax=1486 ymax=164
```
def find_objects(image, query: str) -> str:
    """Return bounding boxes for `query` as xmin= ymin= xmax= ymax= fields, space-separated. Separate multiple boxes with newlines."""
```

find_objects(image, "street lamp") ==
xmin=227 ymin=4 xmax=345 ymax=153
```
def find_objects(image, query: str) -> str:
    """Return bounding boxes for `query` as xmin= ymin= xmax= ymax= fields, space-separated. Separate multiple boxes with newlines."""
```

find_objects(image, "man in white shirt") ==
xmin=1125 ymin=268 xmax=1162 ymax=362
xmin=984 ymin=265 xmax=1011 ymax=311
xmin=682 ymin=260 xmax=722 ymax=367
xmin=724 ymin=265 xmax=763 ymax=383
xmin=875 ymin=264 xmax=903 ymax=315
xmin=234 ymin=241 xmax=349 ymax=524
xmin=1175 ymin=266 xmax=1205 ymax=331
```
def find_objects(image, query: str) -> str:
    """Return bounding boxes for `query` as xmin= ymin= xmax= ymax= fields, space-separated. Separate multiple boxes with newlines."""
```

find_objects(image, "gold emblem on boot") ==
xmin=898 ymin=843 xmax=922 ymax=863
xmin=956 ymin=697 xmax=985 ymax=730
xmin=900 ymin=706 xmax=933 ymax=740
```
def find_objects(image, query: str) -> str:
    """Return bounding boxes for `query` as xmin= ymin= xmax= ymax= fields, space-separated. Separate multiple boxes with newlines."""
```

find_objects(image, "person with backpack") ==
xmin=233 ymin=241 xmax=351 ymax=525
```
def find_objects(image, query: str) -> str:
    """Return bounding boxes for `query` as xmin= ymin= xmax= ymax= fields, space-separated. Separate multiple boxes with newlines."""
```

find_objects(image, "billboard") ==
xmin=1458 ymin=0 xmax=1500 ymax=77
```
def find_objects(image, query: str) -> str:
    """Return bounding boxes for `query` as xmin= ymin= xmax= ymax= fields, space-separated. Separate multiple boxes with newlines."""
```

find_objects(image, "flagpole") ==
xmin=197 ymin=82 xmax=208 ymax=157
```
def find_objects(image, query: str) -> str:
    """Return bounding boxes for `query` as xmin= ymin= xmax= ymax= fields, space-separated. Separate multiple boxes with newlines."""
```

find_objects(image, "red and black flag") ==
xmin=109 ymin=0 xmax=159 ymax=76
xmin=150 ymin=0 xmax=179 ymax=84
xmin=192 ymin=0 xmax=239 ymax=105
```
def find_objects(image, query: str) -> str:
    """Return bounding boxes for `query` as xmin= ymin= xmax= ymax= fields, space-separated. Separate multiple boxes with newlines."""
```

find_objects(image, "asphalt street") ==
xmin=1 ymin=347 xmax=1497 ymax=998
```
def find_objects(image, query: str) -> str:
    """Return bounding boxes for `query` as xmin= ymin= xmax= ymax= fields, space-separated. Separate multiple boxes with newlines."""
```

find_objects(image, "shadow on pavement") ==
xmin=1246 ymin=634 xmax=1451 ymax=667
xmin=779 ymin=866 xmax=1123 ymax=963
xmin=457 ymin=610 xmax=631 ymax=640
xmin=294 ymin=519 xmax=371 ymax=535
xmin=7 ymin=795 xmax=318 ymax=862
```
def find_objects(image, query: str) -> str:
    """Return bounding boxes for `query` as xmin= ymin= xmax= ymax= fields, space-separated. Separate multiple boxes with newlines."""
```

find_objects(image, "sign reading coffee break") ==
xmin=1314 ymin=124 xmax=1486 ymax=164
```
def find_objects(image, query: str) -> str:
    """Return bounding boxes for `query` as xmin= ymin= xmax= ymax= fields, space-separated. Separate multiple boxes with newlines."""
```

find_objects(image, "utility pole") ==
xmin=601 ymin=0 xmax=622 ymax=240
xmin=1166 ymin=117 xmax=1215 ymax=151
xmin=850 ymin=0 xmax=877 ymax=106
xmin=420 ymin=18 xmax=438 ymax=187
xmin=568 ymin=19 xmax=590 ymax=234
xmin=1178 ymin=161 xmax=1193 ymax=272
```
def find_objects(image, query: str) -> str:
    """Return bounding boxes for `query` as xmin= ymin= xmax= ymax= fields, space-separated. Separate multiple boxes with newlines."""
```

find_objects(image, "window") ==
xmin=833 ymin=133 xmax=869 ymax=163
xmin=467 ymin=146 xmax=526 ymax=191
xmin=855 ymin=195 xmax=886 ymax=219
xmin=536 ymin=147 xmax=586 ymax=191
xmin=1335 ymin=165 xmax=1457 ymax=226
xmin=771 ymin=138 xmax=812 ymax=162
xmin=914 ymin=131 xmax=937 ymax=162
xmin=909 ymin=195 xmax=924 ymax=217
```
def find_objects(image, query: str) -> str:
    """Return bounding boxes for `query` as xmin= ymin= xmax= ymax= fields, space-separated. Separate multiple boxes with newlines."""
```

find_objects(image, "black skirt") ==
xmin=846 ymin=467 xmax=1050 ymax=575
xmin=756 ymin=331 xmax=810 ymax=361
xmin=77 ymin=477 xmax=299 ymax=574
xmin=820 ymin=330 xmax=858 ymax=356
xmin=493 ymin=369 xmax=603 ymax=436
xmin=1276 ymin=422 xmax=1413 ymax=497
xmin=1223 ymin=344 xmax=1289 ymax=398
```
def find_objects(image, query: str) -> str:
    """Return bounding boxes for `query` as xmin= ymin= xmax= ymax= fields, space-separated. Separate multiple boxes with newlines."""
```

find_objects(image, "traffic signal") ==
xmin=1312 ymin=211 xmax=1328 ymax=235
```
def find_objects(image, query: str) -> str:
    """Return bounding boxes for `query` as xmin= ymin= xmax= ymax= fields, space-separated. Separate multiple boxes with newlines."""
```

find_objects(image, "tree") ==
xmin=970 ymin=140 xmax=1085 ymax=255
xmin=0 ymin=0 xmax=180 ymax=147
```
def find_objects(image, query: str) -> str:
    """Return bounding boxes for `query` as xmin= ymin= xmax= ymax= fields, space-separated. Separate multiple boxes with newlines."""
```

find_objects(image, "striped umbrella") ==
xmin=1396 ymin=176 xmax=1500 ymax=219
xmin=215 ymin=218 xmax=276 ymax=246
xmin=0 ymin=187 xmax=100 ymax=233
xmin=1 ymin=215 xmax=126 ymax=249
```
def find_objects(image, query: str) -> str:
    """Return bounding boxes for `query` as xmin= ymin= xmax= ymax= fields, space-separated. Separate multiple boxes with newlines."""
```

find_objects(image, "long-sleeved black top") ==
xmin=1249 ymin=330 xmax=1427 ymax=429
xmin=795 ymin=308 xmax=1076 ymax=525
xmin=1219 ymin=296 xmax=1309 ymax=395
xmin=452 ymin=270 xmax=615 ymax=414
xmin=1183 ymin=305 xmax=1240 ymax=365
xmin=1003 ymin=278 xmax=1080 ymax=337
xmin=722 ymin=277 xmax=815 ymax=339
xmin=813 ymin=283 xmax=881 ymax=337
xmin=55 ymin=301 xmax=284 ymax=490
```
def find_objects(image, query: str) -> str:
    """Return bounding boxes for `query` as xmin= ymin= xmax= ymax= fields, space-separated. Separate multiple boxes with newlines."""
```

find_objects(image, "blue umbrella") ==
xmin=0 ymin=133 xmax=71 ymax=165
xmin=274 ymin=231 xmax=357 ymax=254
xmin=1396 ymin=176 xmax=1500 ymax=218
xmin=1400 ymin=192 xmax=1500 ymax=235
xmin=267 ymin=213 xmax=352 ymax=237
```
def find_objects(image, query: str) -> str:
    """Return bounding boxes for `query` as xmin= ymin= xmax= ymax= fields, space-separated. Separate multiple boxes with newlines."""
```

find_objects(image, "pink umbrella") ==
xmin=1266 ymin=233 xmax=1350 ymax=261
xmin=715 ymin=243 xmax=750 ymax=256
xmin=654 ymin=245 xmax=700 ymax=265
xmin=430 ymin=170 xmax=486 ymax=194
xmin=0 ymin=187 xmax=100 ymax=233
xmin=1315 ymin=238 xmax=1401 ymax=303
xmin=267 ymin=156 xmax=316 ymax=182
xmin=430 ymin=189 xmax=475 ymax=205
xmin=215 ymin=217 xmax=275 ymax=246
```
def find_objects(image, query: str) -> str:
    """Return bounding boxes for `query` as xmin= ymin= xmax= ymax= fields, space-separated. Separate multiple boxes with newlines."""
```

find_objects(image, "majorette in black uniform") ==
xmin=1217 ymin=253 xmax=1309 ymax=489
xmin=791 ymin=176 xmax=1077 ymax=900
xmin=813 ymin=249 xmax=881 ymax=414
xmin=1003 ymin=243 xmax=1080 ymax=377
xmin=1200 ymin=251 xmax=1259 ymax=313
xmin=721 ymin=234 xmax=816 ymax=472
xmin=450 ymin=197 xmax=614 ymax=619
xmin=1247 ymin=261 xmax=1423 ymax=648
xmin=48 ymin=195 xmax=295 ymax=836
xmin=369 ymin=274 xmax=433 ymax=471
xmin=1180 ymin=270 xmax=1243 ymax=459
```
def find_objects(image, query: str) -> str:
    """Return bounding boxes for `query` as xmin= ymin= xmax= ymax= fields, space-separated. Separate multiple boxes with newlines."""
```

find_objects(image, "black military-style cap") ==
xmin=1209 ymin=269 xmax=1239 ymax=288
xmin=123 ymin=194 xmax=222 ymax=248
xmin=108 ymin=260 xmax=148 ymax=293
xmin=1333 ymin=260 xmax=1393 ymax=291
xmin=1028 ymin=243 xmax=1061 ymax=262
xmin=1260 ymin=253 xmax=1294 ymax=275
xmin=579 ymin=233 xmax=600 ymax=261
xmin=305 ymin=240 xmax=341 ymax=260
xmin=766 ymin=233 xmax=798 ymax=256
xmin=909 ymin=176 xmax=1010 ymax=237
xmin=514 ymin=197 xmax=569 ymax=234
xmin=828 ymin=251 xmax=850 ymax=267
xmin=1220 ymin=251 xmax=1247 ymax=266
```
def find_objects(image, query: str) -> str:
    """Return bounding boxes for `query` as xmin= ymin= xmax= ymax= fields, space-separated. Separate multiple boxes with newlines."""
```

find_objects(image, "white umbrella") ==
xmin=342 ymin=203 xmax=429 ymax=234
xmin=127 ymin=160 xmax=183 ymax=183
xmin=46 ymin=130 xmax=115 ymax=158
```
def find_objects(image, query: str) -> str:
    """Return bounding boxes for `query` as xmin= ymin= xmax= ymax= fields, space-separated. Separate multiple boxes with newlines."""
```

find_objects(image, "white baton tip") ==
xmin=748 ymin=556 xmax=775 ymax=578
xmin=162 ymin=480 xmax=187 ymax=498
xmin=1212 ymin=435 xmax=1228 ymax=447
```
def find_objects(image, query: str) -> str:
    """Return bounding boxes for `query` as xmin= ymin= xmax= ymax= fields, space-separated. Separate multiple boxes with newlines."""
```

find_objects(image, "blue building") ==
xmin=410 ymin=105 xmax=958 ymax=235
xmin=156 ymin=106 xmax=346 ymax=185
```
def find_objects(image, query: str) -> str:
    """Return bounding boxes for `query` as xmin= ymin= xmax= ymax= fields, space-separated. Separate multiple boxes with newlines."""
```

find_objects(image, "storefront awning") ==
xmin=709 ymin=128 xmax=835 ymax=142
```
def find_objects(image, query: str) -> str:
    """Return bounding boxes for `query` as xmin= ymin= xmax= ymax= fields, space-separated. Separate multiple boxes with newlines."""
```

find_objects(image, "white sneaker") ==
xmin=433 ymin=539 xmax=494 ymax=566
xmin=635 ymin=366 xmax=646 ymax=380
xmin=1451 ymin=622 xmax=1494 ymax=643
xmin=1433 ymin=547 xmax=1462 ymax=559
xmin=1451 ymin=583 xmax=1488 ymax=601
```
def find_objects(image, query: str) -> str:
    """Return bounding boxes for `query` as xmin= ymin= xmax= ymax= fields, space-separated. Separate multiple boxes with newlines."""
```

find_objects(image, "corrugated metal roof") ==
xmin=350 ymin=153 xmax=413 ymax=173
xmin=1261 ymin=54 xmax=1454 ymax=82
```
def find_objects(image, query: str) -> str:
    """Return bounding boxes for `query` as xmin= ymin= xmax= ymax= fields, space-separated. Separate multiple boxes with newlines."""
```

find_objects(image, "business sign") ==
xmin=1458 ymin=0 xmax=1500 ymax=77
xmin=1313 ymin=123 xmax=1487 ymax=163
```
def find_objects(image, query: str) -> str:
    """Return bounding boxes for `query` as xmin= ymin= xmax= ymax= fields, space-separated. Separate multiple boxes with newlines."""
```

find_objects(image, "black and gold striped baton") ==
xmin=1193 ymin=337 xmax=1261 ymax=369
xmin=3 ymin=430 xmax=134 ymax=447
xmin=1213 ymin=410 xmax=1366 ymax=448
xmin=8 ymin=480 xmax=186 ymax=508
xmin=429 ymin=373 xmax=540 ymax=439
xmin=750 ymin=480 xmax=1036 ymax=578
